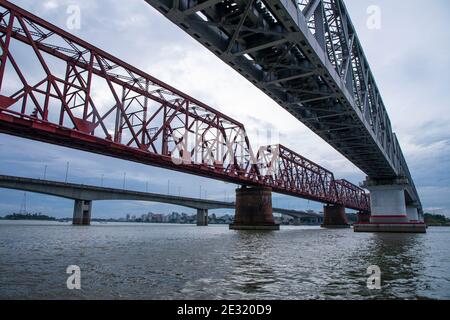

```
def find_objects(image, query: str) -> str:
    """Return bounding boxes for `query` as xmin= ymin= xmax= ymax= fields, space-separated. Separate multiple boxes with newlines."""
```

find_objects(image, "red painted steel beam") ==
xmin=0 ymin=0 xmax=370 ymax=212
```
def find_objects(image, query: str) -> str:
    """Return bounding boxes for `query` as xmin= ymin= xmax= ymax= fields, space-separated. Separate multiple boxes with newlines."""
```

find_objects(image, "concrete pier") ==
xmin=354 ymin=179 xmax=426 ymax=233
xmin=73 ymin=200 xmax=92 ymax=225
xmin=321 ymin=204 xmax=350 ymax=228
xmin=229 ymin=186 xmax=279 ymax=230
xmin=196 ymin=209 xmax=208 ymax=226
xmin=406 ymin=206 xmax=420 ymax=222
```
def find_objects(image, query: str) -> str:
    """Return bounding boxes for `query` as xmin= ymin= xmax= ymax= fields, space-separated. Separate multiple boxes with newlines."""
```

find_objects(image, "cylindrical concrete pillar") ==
xmin=368 ymin=185 xmax=409 ymax=223
xmin=230 ymin=186 xmax=279 ymax=230
xmin=406 ymin=206 xmax=419 ymax=222
xmin=354 ymin=180 xmax=426 ymax=233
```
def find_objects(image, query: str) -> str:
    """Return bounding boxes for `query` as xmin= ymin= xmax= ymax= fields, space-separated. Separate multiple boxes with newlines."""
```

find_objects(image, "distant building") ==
xmin=120 ymin=211 xmax=238 ymax=225
xmin=223 ymin=215 xmax=233 ymax=224
xmin=151 ymin=214 xmax=164 ymax=223
xmin=170 ymin=212 xmax=180 ymax=223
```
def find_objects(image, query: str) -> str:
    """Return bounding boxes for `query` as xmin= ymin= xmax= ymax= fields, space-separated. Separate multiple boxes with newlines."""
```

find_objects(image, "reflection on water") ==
xmin=0 ymin=221 xmax=449 ymax=300
xmin=364 ymin=234 xmax=427 ymax=299
xmin=230 ymin=232 xmax=277 ymax=295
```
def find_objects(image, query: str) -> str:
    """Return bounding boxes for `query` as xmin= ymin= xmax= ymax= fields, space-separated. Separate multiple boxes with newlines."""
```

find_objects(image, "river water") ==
xmin=0 ymin=221 xmax=449 ymax=300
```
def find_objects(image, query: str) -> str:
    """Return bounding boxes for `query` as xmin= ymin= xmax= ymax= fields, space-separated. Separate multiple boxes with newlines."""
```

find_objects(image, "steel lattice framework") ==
xmin=0 ymin=0 xmax=369 ymax=212
xmin=144 ymin=0 xmax=421 ymax=211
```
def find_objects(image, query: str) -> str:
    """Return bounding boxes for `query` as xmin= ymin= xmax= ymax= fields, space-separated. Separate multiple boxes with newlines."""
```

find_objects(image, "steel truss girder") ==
xmin=144 ymin=0 xmax=421 ymax=211
xmin=0 ymin=0 xmax=370 ymax=212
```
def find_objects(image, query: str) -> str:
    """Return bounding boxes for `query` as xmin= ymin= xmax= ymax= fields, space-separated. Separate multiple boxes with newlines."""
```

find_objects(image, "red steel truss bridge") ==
xmin=0 ymin=0 xmax=369 ymax=212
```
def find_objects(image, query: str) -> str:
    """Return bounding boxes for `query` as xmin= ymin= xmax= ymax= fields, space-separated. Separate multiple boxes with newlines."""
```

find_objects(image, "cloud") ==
xmin=42 ymin=0 xmax=58 ymax=10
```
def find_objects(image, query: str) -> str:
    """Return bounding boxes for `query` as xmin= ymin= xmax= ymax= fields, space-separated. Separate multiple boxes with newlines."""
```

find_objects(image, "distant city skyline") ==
xmin=0 ymin=209 xmax=324 ymax=226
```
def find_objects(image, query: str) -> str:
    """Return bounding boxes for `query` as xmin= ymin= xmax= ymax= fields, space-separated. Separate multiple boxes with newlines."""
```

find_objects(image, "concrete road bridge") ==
xmin=0 ymin=175 xmax=321 ymax=226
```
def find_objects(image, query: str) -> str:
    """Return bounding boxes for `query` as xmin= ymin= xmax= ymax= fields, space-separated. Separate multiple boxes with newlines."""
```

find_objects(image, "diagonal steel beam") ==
xmin=183 ymin=0 xmax=222 ymax=15
xmin=264 ymin=71 xmax=316 ymax=85
xmin=233 ymin=38 xmax=289 ymax=56
xmin=225 ymin=0 xmax=255 ymax=54
xmin=304 ymin=0 xmax=321 ymax=21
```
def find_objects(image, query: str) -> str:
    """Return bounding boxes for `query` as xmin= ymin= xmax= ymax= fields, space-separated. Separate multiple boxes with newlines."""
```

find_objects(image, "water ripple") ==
xmin=0 ymin=221 xmax=449 ymax=299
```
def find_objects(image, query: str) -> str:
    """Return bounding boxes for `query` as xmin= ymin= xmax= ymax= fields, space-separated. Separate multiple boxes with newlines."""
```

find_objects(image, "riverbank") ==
xmin=424 ymin=213 xmax=450 ymax=226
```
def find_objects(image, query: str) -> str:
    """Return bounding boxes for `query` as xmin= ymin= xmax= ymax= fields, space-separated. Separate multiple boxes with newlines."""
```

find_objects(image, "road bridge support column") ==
xmin=73 ymin=200 xmax=92 ymax=225
xmin=354 ymin=179 xmax=426 ymax=233
xmin=418 ymin=212 xmax=425 ymax=223
xmin=230 ymin=186 xmax=279 ymax=230
xmin=406 ymin=205 xmax=420 ymax=222
xmin=321 ymin=204 xmax=350 ymax=228
xmin=197 ymin=209 xmax=208 ymax=226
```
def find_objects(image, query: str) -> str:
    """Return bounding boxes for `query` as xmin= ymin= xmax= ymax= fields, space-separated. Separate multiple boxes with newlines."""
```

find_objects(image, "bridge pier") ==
xmin=418 ymin=211 xmax=425 ymax=223
xmin=354 ymin=179 xmax=426 ymax=233
xmin=73 ymin=200 xmax=92 ymax=225
xmin=357 ymin=211 xmax=371 ymax=223
xmin=196 ymin=209 xmax=208 ymax=226
xmin=321 ymin=204 xmax=350 ymax=228
xmin=406 ymin=205 xmax=420 ymax=222
xmin=230 ymin=186 xmax=279 ymax=230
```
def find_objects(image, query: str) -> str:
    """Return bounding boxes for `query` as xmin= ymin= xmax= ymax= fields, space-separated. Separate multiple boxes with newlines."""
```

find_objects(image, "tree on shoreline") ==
xmin=424 ymin=213 xmax=450 ymax=226
xmin=1 ymin=213 xmax=56 ymax=221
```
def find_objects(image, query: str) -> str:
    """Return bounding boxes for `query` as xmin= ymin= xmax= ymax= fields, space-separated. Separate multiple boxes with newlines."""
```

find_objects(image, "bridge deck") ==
xmin=0 ymin=175 xmax=321 ymax=218
xmin=144 ymin=0 xmax=421 ymax=210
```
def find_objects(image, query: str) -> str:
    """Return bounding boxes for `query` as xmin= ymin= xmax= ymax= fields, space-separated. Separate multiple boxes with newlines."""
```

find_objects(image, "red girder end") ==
xmin=72 ymin=117 xmax=97 ymax=134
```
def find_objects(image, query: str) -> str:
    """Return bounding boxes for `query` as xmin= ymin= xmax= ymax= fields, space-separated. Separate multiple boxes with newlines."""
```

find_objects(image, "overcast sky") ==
xmin=0 ymin=0 xmax=449 ymax=218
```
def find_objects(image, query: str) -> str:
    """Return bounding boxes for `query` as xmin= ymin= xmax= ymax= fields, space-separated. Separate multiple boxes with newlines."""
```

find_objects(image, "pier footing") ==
xmin=353 ymin=223 xmax=427 ymax=233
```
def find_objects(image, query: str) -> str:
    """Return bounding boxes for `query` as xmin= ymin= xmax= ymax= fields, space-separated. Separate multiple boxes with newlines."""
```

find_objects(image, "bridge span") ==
xmin=144 ymin=0 xmax=425 ymax=232
xmin=0 ymin=175 xmax=321 ymax=226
